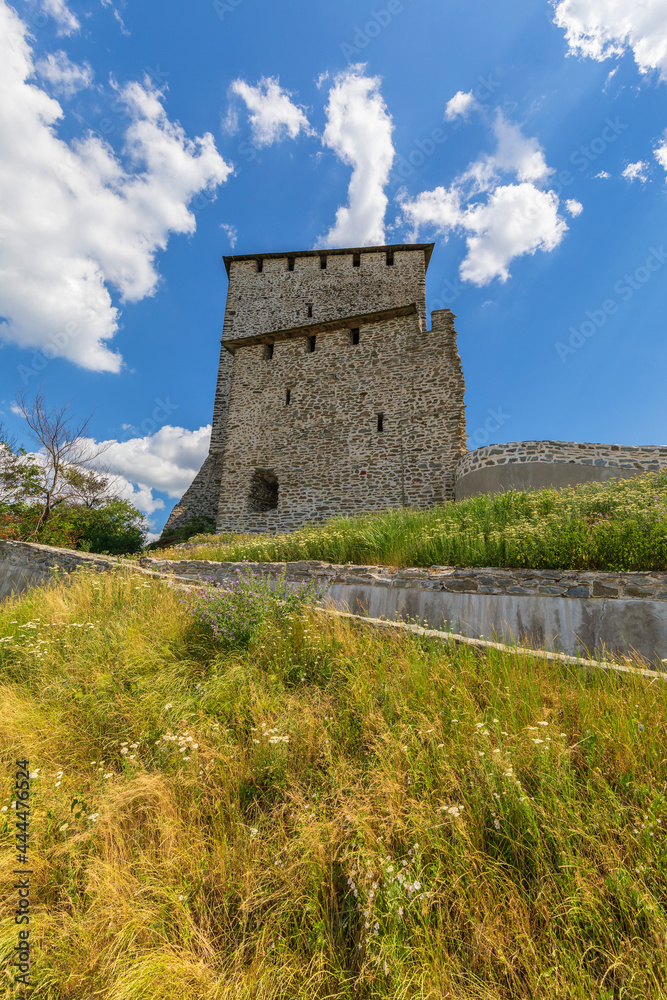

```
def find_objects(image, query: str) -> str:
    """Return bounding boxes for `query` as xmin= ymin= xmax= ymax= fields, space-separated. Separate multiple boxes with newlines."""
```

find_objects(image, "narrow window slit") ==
xmin=386 ymin=250 xmax=394 ymax=266
xmin=256 ymin=258 xmax=263 ymax=272
xmin=353 ymin=252 xmax=361 ymax=267
xmin=377 ymin=413 xmax=384 ymax=432
xmin=285 ymin=388 xmax=291 ymax=405
xmin=264 ymin=343 xmax=274 ymax=360
xmin=287 ymin=257 xmax=295 ymax=272
xmin=307 ymin=335 xmax=316 ymax=353
xmin=307 ymin=304 xmax=313 ymax=318
xmin=350 ymin=328 xmax=360 ymax=345
xmin=320 ymin=255 xmax=327 ymax=269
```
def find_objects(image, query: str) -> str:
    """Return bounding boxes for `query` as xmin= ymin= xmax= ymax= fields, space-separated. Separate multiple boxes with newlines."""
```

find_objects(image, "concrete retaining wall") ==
xmin=2 ymin=541 xmax=666 ymax=666
xmin=141 ymin=557 xmax=667 ymax=666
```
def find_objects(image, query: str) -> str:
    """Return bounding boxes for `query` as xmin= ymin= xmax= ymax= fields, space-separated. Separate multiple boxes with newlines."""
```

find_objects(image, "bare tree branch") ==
xmin=14 ymin=390 xmax=114 ymax=528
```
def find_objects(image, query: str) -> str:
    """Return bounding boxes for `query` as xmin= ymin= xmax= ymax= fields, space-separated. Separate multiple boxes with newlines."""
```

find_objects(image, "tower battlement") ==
xmin=222 ymin=243 xmax=433 ymax=342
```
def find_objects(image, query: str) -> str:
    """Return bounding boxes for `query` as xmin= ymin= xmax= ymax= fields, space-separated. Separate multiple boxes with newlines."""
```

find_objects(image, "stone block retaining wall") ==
xmin=3 ymin=541 xmax=667 ymax=665
xmin=456 ymin=440 xmax=667 ymax=481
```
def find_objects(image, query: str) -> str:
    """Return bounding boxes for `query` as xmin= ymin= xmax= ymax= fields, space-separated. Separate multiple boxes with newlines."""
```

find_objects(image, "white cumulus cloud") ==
xmin=401 ymin=111 xmax=568 ymax=285
xmin=459 ymin=184 xmax=567 ymax=285
xmin=464 ymin=110 xmax=552 ymax=193
xmin=318 ymin=64 xmax=395 ymax=247
xmin=622 ymin=160 xmax=649 ymax=182
xmin=565 ymin=197 xmax=584 ymax=215
xmin=552 ymin=0 xmax=667 ymax=82
xmin=444 ymin=90 xmax=479 ymax=121
xmin=35 ymin=50 xmax=94 ymax=97
xmin=87 ymin=424 xmax=212 ymax=500
xmin=0 ymin=0 xmax=231 ymax=372
xmin=107 ymin=475 xmax=165 ymax=517
xmin=229 ymin=76 xmax=312 ymax=146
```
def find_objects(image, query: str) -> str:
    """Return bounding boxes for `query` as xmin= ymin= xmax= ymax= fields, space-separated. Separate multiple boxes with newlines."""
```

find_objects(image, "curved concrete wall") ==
xmin=455 ymin=440 xmax=667 ymax=500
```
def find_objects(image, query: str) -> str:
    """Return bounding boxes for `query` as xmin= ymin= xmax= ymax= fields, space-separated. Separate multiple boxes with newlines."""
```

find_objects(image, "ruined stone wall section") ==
xmin=210 ymin=345 xmax=234 ymax=452
xmin=456 ymin=440 xmax=667 ymax=479
xmin=222 ymin=248 xmax=429 ymax=340
xmin=162 ymin=452 xmax=225 ymax=532
xmin=164 ymin=343 xmax=232 ymax=532
xmin=216 ymin=308 xmax=466 ymax=533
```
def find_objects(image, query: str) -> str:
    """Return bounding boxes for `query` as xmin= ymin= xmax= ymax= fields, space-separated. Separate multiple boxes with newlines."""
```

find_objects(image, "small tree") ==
xmin=14 ymin=390 xmax=114 ymax=532
xmin=64 ymin=466 xmax=115 ymax=509
xmin=0 ymin=424 xmax=42 ymax=505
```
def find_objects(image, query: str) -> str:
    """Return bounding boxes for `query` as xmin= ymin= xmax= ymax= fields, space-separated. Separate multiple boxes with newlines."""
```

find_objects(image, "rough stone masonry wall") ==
xmin=454 ymin=439 xmax=667 ymax=499
xmin=0 ymin=541 xmax=120 ymax=601
xmin=162 ymin=452 xmax=225 ymax=533
xmin=216 ymin=308 xmax=466 ymax=533
xmin=222 ymin=248 xmax=430 ymax=340
xmin=3 ymin=541 xmax=667 ymax=661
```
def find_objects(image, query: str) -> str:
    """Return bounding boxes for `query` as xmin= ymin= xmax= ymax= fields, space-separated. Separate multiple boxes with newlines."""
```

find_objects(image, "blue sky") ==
xmin=1 ymin=0 xmax=667 ymax=536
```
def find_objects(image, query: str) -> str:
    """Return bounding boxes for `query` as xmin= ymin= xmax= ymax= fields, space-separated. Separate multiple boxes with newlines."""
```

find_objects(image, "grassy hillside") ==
xmin=1 ymin=568 xmax=667 ymax=998
xmin=157 ymin=472 xmax=667 ymax=572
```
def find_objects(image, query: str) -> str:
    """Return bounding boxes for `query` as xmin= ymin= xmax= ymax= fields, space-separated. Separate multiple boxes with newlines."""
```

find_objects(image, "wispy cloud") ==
xmin=27 ymin=0 xmax=80 ymax=35
xmin=318 ymin=64 xmax=395 ymax=247
xmin=444 ymin=90 xmax=479 ymax=121
xmin=35 ymin=50 xmax=94 ymax=97
xmin=622 ymin=160 xmax=649 ymax=182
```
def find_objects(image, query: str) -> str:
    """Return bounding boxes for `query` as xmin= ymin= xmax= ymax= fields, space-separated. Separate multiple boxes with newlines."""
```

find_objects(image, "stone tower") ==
xmin=163 ymin=242 xmax=467 ymax=535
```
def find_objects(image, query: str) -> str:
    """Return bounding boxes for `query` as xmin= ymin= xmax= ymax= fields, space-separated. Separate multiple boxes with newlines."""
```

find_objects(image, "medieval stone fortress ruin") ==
xmin=165 ymin=242 xmax=667 ymax=536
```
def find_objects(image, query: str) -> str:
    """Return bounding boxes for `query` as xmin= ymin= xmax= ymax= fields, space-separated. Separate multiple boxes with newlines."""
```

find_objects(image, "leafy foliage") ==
xmin=0 ymin=399 xmax=146 ymax=554
xmin=0 ymin=499 xmax=147 ymax=553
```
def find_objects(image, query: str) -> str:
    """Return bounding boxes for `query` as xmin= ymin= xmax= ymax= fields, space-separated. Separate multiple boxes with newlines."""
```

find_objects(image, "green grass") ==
xmin=1 ymin=567 xmax=667 ymax=997
xmin=156 ymin=472 xmax=667 ymax=572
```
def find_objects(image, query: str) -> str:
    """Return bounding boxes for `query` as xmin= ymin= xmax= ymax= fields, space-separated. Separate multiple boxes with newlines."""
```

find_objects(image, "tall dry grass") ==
xmin=157 ymin=472 xmax=667 ymax=571
xmin=1 ymin=566 xmax=666 ymax=998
